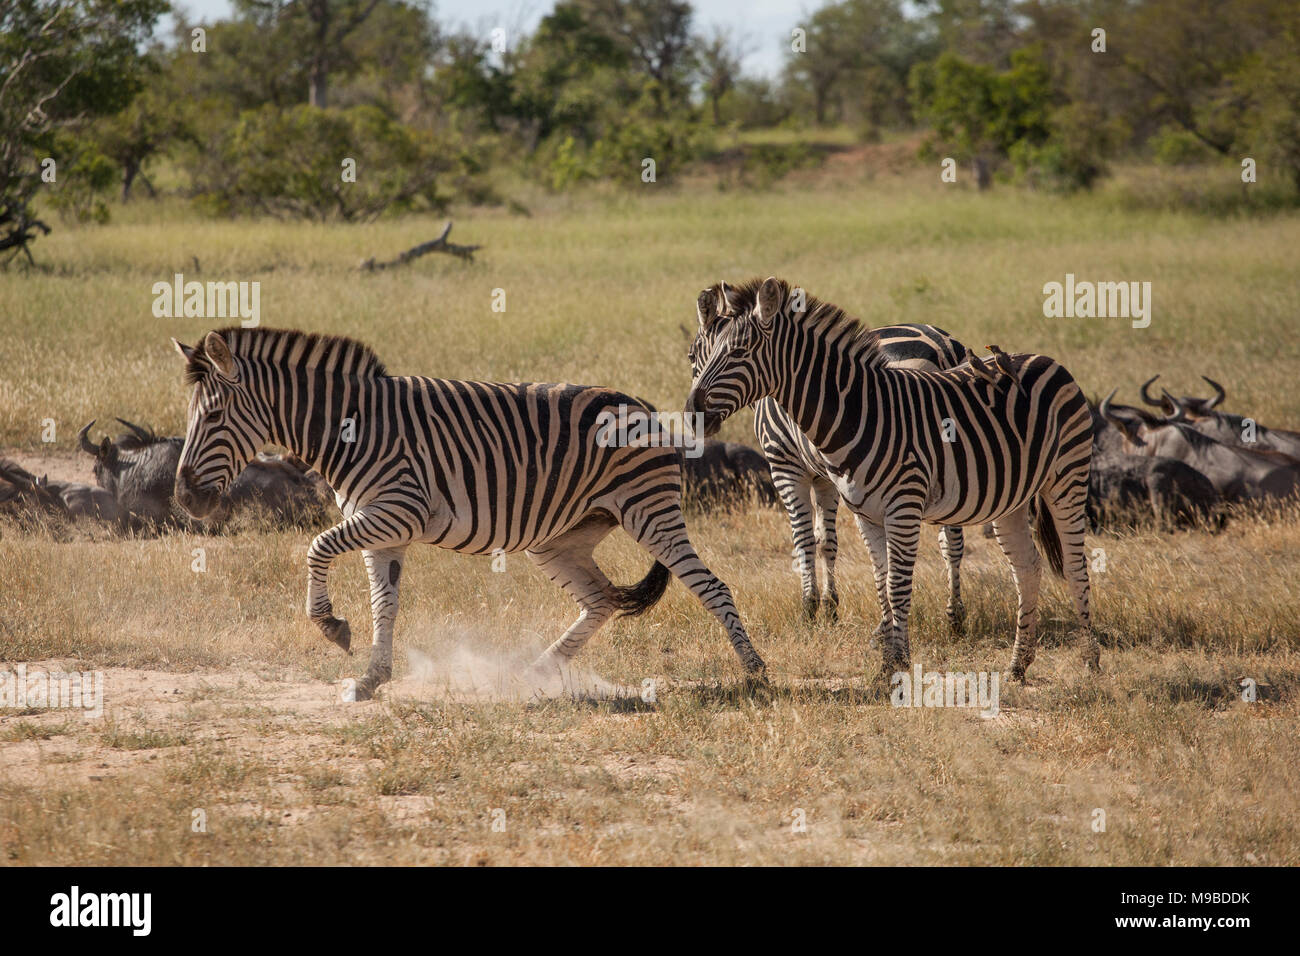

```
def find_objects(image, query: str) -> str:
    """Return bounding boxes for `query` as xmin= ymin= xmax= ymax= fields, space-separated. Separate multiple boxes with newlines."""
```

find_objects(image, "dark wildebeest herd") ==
xmin=1 ymin=376 xmax=1295 ymax=537
xmin=1090 ymin=376 xmax=1300 ymax=530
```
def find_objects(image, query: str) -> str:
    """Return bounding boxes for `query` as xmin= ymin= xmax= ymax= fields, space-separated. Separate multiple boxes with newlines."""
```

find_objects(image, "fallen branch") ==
xmin=359 ymin=221 xmax=480 ymax=270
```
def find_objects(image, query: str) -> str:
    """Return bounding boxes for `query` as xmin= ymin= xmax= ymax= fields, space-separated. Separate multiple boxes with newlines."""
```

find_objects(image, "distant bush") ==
xmin=187 ymin=104 xmax=462 ymax=220
xmin=1012 ymin=103 xmax=1127 ymax=192
xmin=536 ymin=107 xmax=713 ymax=191
xmin=1151 ymin=126 xmax=1215 ymax=166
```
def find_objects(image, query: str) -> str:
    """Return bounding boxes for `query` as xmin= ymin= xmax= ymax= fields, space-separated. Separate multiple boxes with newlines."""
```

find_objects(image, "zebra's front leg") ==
xmin=307 ymin=527 xmax=353 ymax=654
xmin=350 ymin=546 xmax=408 ymax=701
xmin=854 ymin=515 xmax=892 ymax=644
xmin=774 ymin=472 xmax=819 ymax=621
xmin=813 ymin=480 xmax=841 ymax=622
xmin=305 ymin=509 xmax=412 ymax=699
xmin=881 ymin=506 xmax=923 ymax=676
xmin=938 ymin=525 xmax=966 ymax=635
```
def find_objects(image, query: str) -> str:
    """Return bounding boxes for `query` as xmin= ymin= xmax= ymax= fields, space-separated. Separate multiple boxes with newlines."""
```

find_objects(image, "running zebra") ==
xmin=684 ymin=278 xmax=1098 ymax=680
xmin=171 ymin=328 xmax=765 ymax=699
xmin=692 ymin=279 xmax=973 ymax=632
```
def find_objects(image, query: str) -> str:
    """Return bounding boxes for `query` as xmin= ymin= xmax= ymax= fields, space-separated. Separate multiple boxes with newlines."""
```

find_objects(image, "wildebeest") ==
xmin=78 ymin=418 xmax=333 ymax=528
xmin=1099 ymin=391 xmax=1300 ymax=503
xmin=1140 ymin=376 xmax=1300 ymax=463
xmin=682 ymin=440 xmax=778 ymax=509
xmin=0 ymin=458 xmax=122 ymax=524
xmin=1085 ymin=408 xmax=1223 ymax=531
xmin=79 ymin=419 xmax=183 ymax=524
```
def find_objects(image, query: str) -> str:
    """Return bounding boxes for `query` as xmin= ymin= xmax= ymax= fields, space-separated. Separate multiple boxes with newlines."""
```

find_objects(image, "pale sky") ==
xmin=171 ymin=0 xmax=804 ymax=78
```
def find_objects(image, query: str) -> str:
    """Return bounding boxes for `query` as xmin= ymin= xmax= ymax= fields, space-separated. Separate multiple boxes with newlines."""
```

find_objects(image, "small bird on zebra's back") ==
xmin=171 ymin=327 xmax=767 ymax=700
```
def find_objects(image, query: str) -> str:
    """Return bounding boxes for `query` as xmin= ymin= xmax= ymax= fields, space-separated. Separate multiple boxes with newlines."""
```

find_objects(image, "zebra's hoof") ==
xmin=801 ymin=596 xmax=819 ymax=622
xmin=319 ymin=617 xmax=351 ymax=654
xmin=822 ymin=596 xmax=840 ymax=624
xmin=881 ymin=657 xmax=909 ymax=680
xmin=1010 ymin=655 xmax=1034 ymax=682
xmin=1083 ymin=650 xmax=1101 ymax=672
xmin=947 ymin=604 xmax=967 ymax=635
xmin=340 ymin=676 xmax=375 ymax=702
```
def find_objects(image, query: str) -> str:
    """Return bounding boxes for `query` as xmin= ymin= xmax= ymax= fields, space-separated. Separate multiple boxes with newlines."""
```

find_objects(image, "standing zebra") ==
xmin=685 ymin=278 xmax=1098 ymax=680
xmin=691 ymin=279 xmax=973 ymax=632
xmin=171 ymin=328 xmax=766 ymax=699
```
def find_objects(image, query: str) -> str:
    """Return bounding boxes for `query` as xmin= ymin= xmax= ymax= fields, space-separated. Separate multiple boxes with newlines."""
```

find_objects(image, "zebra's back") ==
xmin=754 ymin=323 xmax=970 ymax=478
xmin=366 ymin=378 xmax=683 ymax=555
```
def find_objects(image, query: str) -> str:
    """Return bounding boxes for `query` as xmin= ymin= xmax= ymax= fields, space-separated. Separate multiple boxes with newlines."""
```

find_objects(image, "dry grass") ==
xmin=1 ymin=173 xmax=1298 ymax=865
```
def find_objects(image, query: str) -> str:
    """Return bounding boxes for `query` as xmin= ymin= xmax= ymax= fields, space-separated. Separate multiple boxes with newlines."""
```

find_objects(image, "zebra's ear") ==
xmin=755 ymin=276 xmax=783 ymax=329
xmin=696 ymin=287 xmax=720 ymax=328
xmin=203 ymin=331 xmax=237 ymax=380
xmin=172 ymin=338 xmax=197 ymax=363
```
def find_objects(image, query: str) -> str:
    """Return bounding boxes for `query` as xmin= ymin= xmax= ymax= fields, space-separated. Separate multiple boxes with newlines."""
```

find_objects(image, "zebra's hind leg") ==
xmin=621 ymin=508 xmax=766 ymax=676
xmin=1040 ymin=483 xmax=1099 ymax=672
xmin=939 ymin=525 xmax=966 ymax=634
xmin=813 ymin=480 xmax=841 ymax=622
xmin=990 ymin=504 xmax=1041 ymax=681
xmin=350 ymin=546 xmax=408 ymax=701
xmin=524 ymin=515 xmax=621 ymax=683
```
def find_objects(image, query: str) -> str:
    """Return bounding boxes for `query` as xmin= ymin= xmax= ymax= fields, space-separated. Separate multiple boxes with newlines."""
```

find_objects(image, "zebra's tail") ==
xmin=1033 ymin=496 xmax=1066 ymax=579
xmin=613 ymin=561 xmax=672 ymax=618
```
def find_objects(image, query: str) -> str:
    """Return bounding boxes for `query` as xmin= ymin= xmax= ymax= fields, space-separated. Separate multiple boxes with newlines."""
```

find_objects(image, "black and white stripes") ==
xmin=691 ymin=278 xmax=973 ymax=630
xmin=172 ymin=327 xmax=765 ymax=698
xmin=685 ymin=277 xmax=1098 ymax=680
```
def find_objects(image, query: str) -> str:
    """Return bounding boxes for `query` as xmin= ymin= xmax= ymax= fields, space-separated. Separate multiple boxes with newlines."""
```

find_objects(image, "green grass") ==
xmin=1 ymin=171 xmax=1298 ymax=865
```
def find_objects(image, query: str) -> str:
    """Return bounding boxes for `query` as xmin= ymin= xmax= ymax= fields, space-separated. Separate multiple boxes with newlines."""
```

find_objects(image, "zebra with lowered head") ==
xmin=685 ymin=277 xmax=1098 ymax=681
xmin=691 ymin=279 xmax=974 ymax=633
xmin=171 ymin=327 xmax=766 ymax=699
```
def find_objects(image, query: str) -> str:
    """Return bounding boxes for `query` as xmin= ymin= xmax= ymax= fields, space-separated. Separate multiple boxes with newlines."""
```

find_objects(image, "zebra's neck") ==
xmin=257 ymin=365 xmax=372 ymax=490
xmin=769 ymin=320 xmax=881 ymax=472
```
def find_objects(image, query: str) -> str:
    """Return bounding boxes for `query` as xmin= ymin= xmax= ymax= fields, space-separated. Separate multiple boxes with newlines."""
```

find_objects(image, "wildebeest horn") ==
xmin=1201 ymin=375 xmax=1226 ymax=410
xmin=115 ymin=417 xmax=152 ymax=442
xmin=77 ymin=421 xmax=99 ymax=456
xmin=1138 ymin=375 xmax=1163 ymax=408
xmin=1099 ymin=389 xmax=1123 ymax=428
xmin=1161 ymin=389 xmax=1188 ymax=423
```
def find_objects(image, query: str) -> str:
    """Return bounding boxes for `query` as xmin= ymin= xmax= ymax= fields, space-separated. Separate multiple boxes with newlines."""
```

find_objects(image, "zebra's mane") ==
xmin=183 ymin=327 xmax=389 ymax=385
xmin=711 ymin=277 xmax=886 ymax=368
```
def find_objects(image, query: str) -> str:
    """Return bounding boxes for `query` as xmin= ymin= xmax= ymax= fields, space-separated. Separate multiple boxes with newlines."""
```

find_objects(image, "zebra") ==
xmin=691 ymin=279 xmax=974 ymax=633
xmin=684 ymin=277 xmax=1098 ymax=681
xmin=171 ymin=327 xmax=766 ymax=699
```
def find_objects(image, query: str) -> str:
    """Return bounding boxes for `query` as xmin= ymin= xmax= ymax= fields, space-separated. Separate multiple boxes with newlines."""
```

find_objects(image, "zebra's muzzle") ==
xmin=684 ymin=390 xmax=725 ymax=437
xmin=175 ymin=465 xmax=222 ymax=519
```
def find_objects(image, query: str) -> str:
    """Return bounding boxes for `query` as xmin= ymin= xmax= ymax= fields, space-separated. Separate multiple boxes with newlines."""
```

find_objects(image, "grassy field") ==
xmin=2 ymin=165 xmax=1299 ymax=864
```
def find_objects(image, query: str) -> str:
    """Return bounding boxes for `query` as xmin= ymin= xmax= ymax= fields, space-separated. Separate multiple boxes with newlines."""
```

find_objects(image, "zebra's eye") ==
xmin=204 ymin=408 xmax=223 ymax=425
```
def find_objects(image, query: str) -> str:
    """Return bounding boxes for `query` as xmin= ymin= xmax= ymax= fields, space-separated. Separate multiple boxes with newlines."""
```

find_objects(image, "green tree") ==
xmin=0 ymin=0 xmax=166 ymax=262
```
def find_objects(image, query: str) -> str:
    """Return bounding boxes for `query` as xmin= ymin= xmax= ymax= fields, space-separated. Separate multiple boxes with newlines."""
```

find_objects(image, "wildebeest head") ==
xmin=1139 ymin=375 xmax=1226 ymax=420
xmin=78 ymin=418 xmax=183 ymax=524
